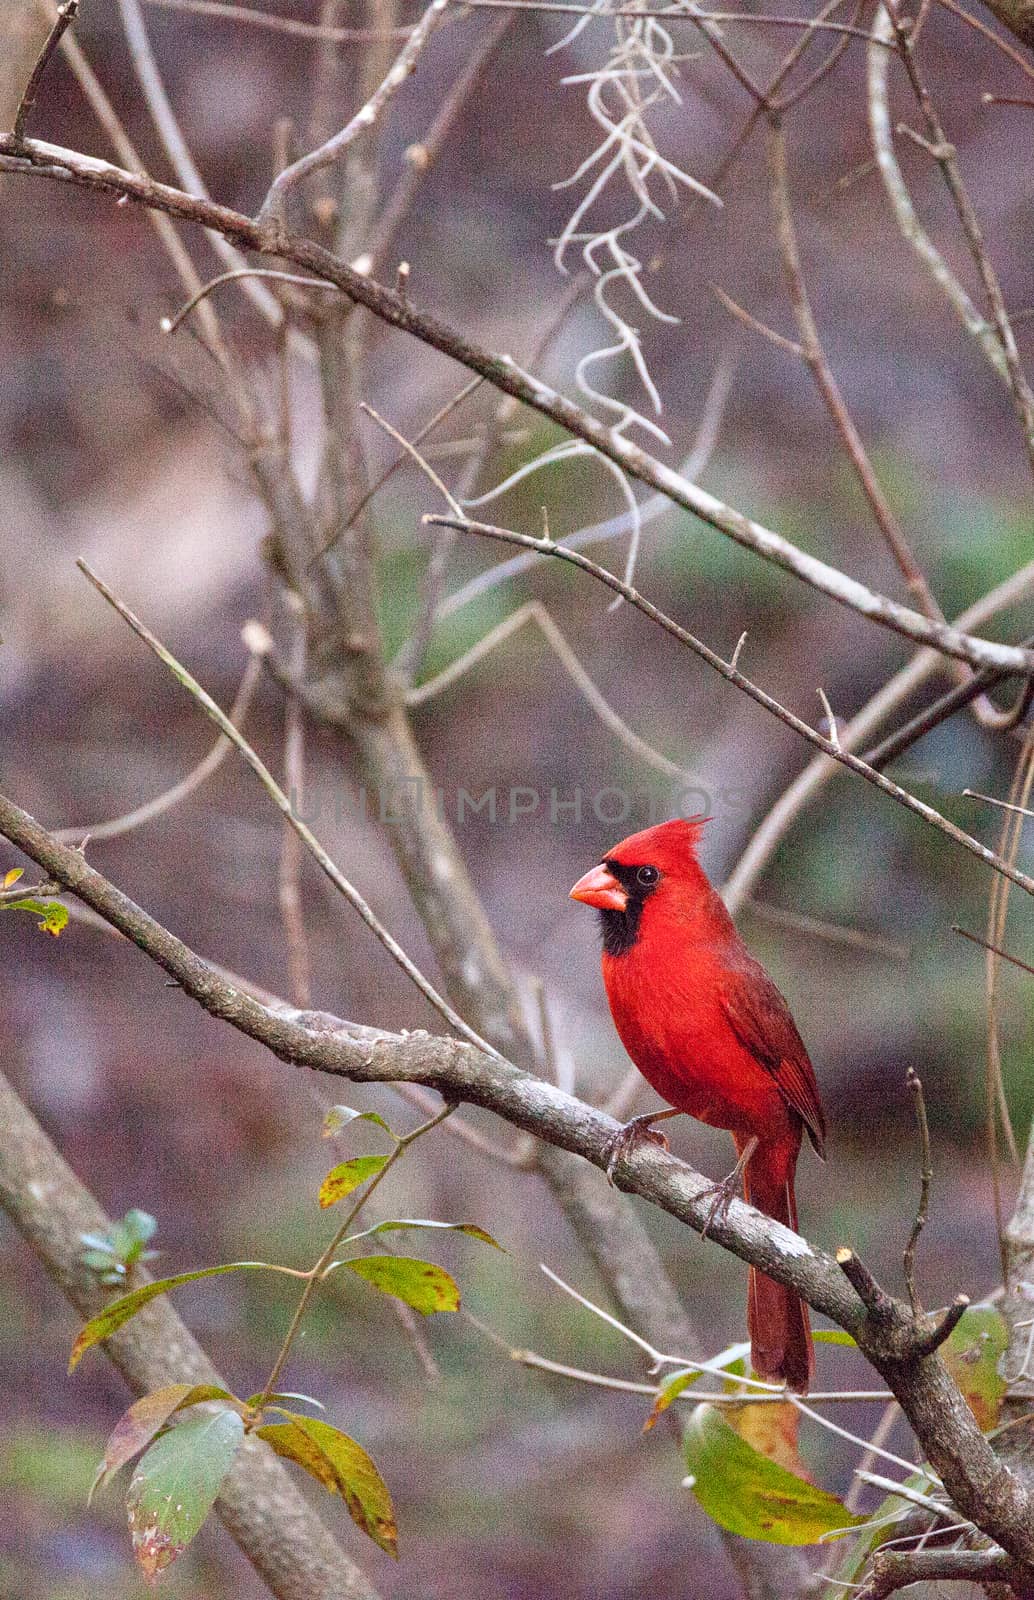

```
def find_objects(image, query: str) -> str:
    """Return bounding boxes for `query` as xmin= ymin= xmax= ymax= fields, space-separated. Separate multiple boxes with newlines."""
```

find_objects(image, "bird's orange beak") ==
xmin=570 ymin=863 xmax=628 ymax=912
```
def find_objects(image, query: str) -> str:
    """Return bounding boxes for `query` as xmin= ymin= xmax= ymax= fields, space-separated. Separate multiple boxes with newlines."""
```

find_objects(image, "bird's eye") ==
xmin=636 ymin=865 xmax=659 ymax=887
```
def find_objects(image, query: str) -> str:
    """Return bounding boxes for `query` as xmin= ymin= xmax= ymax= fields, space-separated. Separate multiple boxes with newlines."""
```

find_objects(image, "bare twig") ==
xmin=451 ymin=0 xmax=886 ymax=36
xmin=2 ymin=131 xmax=1030 ymax=680
xmin=407 ymin=599 xmax=695 ymax=785
xmin=910 ymin=1295 xmax=970 ymax=1360
xmin=13 ymin=0 xmax=76 ymax=141
xmin=934 ymin=0 xmax=1034 ymax=84
xmin=279 ymin=606 xmax=312 ymax=1008
xmin=367 ymin=11 xmax=512 ymax=276
xmin=143 ymin=0 xmax=413 ymax=41
xmin=767 ymin=117 xmax=947 ymax=620
xmin=983 ymin=732 xmax=1034 ymax=1273
xmin=426 ymin=514 xmax=1034 ymax=899
xmin=953 ymin=924 xmax=1034 ymax=981
xmin=864 ymin=645 xmax=1034 ymax=771
xmin=882 ymin=0 xmax=1034 ymax=474
xmin=965 ymin=790 xmax=1034 ymax=819
xmin=712 ymin=283 xmax=803 ymax=356
xmin=116 ymin=0 xmax=288 ymax=331
xmin=50 ymin=656 xmax=261 ymax=845
xmin=76 ymin=559 xmax=501 ymax=1058
xmin=257 ymin=0 xmax=450 ymax=225
xmin=161 ymin=267 xmax=345 ymax=333
xmin=744 ymin=899 xmax=909 ymax=960
xmin=722 ymin=560 xmax=1034 ymax=914
xmin=903 ymin=1067 xmax=932 ymax=1315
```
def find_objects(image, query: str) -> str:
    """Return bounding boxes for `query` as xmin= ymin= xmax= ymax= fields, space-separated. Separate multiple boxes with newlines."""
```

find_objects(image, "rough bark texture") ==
xmin=4 ymin=789 xmax=1034 ymax=1573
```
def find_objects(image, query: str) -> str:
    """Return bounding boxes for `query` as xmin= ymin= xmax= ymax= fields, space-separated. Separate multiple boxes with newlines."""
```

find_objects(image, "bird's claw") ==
xmin=605 ymin=1115 xmax=671 ymax=1185
xmin=699 ymin=1170 xmax=740 ymax=1238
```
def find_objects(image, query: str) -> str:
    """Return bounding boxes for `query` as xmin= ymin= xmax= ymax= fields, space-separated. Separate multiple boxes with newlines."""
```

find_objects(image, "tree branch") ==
xmin=426 ymin=514 xmax=1034 ymax=899
xmin=0 ymin=132 xmax=1030 ymax=678
xmin=0 ymin=1065 xmax=381 ymax=1600
xmin=3 ymin=791 xmax=1034 ymax=1568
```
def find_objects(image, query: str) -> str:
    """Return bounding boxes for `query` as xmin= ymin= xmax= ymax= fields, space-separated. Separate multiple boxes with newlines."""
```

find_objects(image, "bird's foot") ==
xmin=605 ymin=1114 xmax=671 ymax=1185
xmin=698 ymin=1135 xmax=758 ymax=1238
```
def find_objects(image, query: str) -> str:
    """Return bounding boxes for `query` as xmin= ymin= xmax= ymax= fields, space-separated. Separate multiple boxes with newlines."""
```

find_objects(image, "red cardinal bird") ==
xmin=570 ymin=817 xmax=826 ymax=1393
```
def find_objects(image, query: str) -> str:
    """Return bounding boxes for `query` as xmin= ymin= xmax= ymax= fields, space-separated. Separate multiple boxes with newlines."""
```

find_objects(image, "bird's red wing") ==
xmin=719 ymin=960 xmax=827 ymax=1158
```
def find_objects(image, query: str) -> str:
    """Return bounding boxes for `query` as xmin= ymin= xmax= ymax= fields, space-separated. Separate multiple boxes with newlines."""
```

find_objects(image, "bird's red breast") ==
xmin=571 ymin=817 xmax=826 ymax=1391
xmin=571 ymin=818 xmax=825 ymax=1154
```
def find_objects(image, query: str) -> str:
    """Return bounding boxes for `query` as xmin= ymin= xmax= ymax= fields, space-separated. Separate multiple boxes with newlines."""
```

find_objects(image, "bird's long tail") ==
xmin=740 ymin=1137 xmax=813 ymax=1394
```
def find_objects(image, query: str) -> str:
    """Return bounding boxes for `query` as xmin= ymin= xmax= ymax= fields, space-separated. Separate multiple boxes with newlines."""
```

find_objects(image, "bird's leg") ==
xmin=605 ymin=1107 xmax=683 ymax=1184
xmin=699 ymin=1135 xmax=759 ymax=1238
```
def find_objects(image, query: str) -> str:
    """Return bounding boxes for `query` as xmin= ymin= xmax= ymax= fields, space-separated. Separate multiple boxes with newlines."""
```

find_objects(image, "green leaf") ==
xmin=941 ymin=1306 xmax=1008 ymax=1431
xmin=350 ymin=1218 xmax=504 ymax=1249
xmin=318 ymin=1155 xmax=389 ymax=1208
xmin=126 ymin=1408 xmax=245 ymax=1578
xmin=91 ymin=1384 xmax=239 ymax=1503
xmin=341 ymin=1255 xmax=460 ymax=1314
xmin=322 ymin=1105 xmax=395 ymax=1139
xmin=1 ymin=895 xmax=68 ymax=936
xmin=643 ymin=1368 xmax=701 ymax=1432
xmin=69 ymin=1262 xmax=288 ymax=1371
xmin=684 ymin=1404 xmax=866 ymax=1545
xmin=255 ymin=1414 xmax=397 ymax=1556
xmin=244 ymin=1391 xmax=326 ymax=1413
xmin=812 ymin=1329 xmax=857 ymax=1347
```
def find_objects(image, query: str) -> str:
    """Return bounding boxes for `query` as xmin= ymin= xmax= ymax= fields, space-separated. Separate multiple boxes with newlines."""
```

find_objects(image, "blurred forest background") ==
xmin=1 ymin=0 xmax=1033 ymax=1594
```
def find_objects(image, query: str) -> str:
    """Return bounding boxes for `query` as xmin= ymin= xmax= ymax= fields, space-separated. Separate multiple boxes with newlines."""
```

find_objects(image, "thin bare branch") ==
xmin=723 ymin=560 xmax=1034 ymax=914
xmin=76 ymin=559 xmax=501 ymax=1058
xmin=3 ymin=132 xmax=1032 ymax=678
xmin=427 ymin=513 xmax=1034 ymax=898
xmin=143 ymin=0 xmax=413 ymax=41
xmin=367 ymin=11 xmax=513 ymax=276
xmin=902 ymin=1068 xmax=932 ymax=1315
xmin=953 ymin=925 xmax=1034 ymax=981
xmin=258 ymin=0 xmax=450 ymax=224
xmin=4 ymin=796 xmax=1034 ymax=1566
xmin=13 ymin=0 xmax=76 ymax=141
xmin=452 ymin=0 xmax=888 ymax=37
xmin=881 ymin=0 xmax=1034 ymax=473
xmin=408 ymin=599 xmax=694 ymax=784
xmin=767 ymin=117 xmax=947 ymax=620
xmin=50 ymin=656 xmax=261 ymax=845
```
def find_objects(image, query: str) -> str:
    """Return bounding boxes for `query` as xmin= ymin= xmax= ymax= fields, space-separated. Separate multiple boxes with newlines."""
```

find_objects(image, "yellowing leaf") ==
xmin=322 ymin=1105 xmax=394 ymax=1139
xmin=1 ymin=895 xmax=69 ymax=936
xmin=91 ymin=1383 xmax=239 ymax=1502
xmin=318 ymin=1155 xmax=389 ymax=1208
xmin=941 ymin=1306 xmax=1008 ymax=1431
xmin=684 ymin=1404 xmax=866 ymax=1545
xmin=342 ymin=1255 xmax=460 ymax=1314
xmin=353 ymin=1218 xmax=504 ymax=1250
xmin=727 ymin=1395 xmax=804 ymax=1477
xmin=3 ymin=867 xmax=23 ymax=888
xmin=255 ymin=1414 xmax=397 ymax=1556
xmin=643 ymin=1368 xmax=700 ymax=1432
xmin=69 ymin=1262 xmax=288 ymax=1371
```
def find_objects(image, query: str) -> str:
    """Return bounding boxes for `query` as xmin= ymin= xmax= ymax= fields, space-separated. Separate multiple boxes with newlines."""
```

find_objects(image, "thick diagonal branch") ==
xmin=2 ymin=791 xmax=1034 ymax=1571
